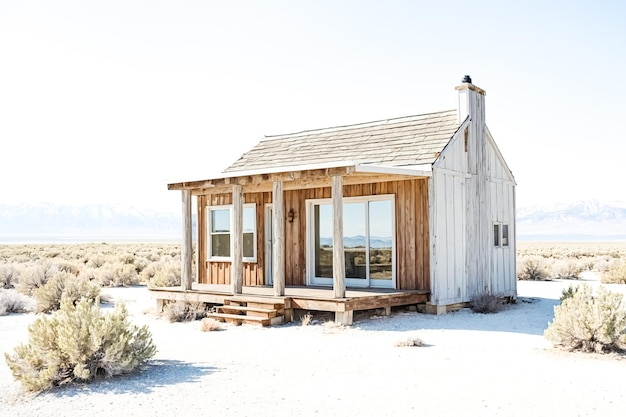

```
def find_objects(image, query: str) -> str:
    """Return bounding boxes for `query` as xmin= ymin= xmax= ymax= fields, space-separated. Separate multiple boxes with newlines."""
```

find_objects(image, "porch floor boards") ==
xmin=150 ymin=284 xmax=429 ymax=325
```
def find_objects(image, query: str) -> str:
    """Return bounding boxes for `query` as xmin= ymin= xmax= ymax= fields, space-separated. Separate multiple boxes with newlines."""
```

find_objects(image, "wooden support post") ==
xmin=335 ymin=310 xmax=353 ymax=325
xmin=181 ymin=190 xmax=193 ymax=291
xmin=332 ymin=175 xmax=345 ymax=298
xmin=272 ymin=180 xmax=285 ymax=296
xmin=231 ymin=184 xmax=243 ymax=294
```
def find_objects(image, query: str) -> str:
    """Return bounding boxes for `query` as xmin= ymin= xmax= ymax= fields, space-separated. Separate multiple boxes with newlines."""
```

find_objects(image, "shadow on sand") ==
xmin=52 ymin=360 xmax=217 ymax=398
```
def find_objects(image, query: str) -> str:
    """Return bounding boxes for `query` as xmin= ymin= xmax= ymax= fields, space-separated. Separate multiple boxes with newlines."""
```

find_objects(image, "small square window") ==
xmin=502 ymin=225 xmax=509 ymax=247
xmin=493 ymin=224 xmax=500 ymax=247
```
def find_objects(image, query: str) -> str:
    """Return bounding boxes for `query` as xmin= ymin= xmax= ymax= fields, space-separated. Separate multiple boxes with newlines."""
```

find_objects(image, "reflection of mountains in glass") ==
xmin=319 ymin=235 xmax=392 ymax=248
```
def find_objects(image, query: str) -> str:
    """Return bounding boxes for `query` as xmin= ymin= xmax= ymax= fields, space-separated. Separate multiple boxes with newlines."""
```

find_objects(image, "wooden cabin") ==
xmin=160 ymin=76 xmax=516 ymax=324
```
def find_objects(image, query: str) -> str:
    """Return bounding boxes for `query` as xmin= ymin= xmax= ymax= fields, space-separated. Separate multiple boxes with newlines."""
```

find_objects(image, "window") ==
xmin=493 ymin=224 xmax=500 ymax=247
xmin=494 ymin=222 xmax=509 ymax=248
xmin=208 ymin=204 xmax=256 ymax=261
xmin=309 ymin=195 xmax=395 ymax=288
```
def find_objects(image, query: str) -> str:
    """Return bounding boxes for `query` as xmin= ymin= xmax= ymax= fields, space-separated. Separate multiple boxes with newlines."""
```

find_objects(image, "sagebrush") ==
xmin=601 ymin=260 xmax=626 ymax=284
xmin=545 ymin=284 xmax=626 ymax=353
xmin=0 ymin=290 xmax=33 ymax=315
xmin=5 ymin=297 xmax=156 ymax=391
xmin=517 ymin=256 xmax=549 ymax=280
xmin=163 ymin=300 xmax=208 ymax=322
xmin=33 ymin=272 xmax=100 ymax=313
xmin=470 ymin=293 xmax=504 ymax=314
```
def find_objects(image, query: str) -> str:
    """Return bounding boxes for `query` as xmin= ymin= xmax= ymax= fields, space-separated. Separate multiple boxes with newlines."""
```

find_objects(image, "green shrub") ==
xmin=33 ymin=272 xmax=100 ymax=313
xmin=0 ymin=290 xmax=33 ymax=315
xmin=5 ymin=297 xmax=156 ymax=391
xmin=560 ymin=284 xmax=579 ymax=302
xmin=470 ymin=293 xmax=503 ymax=314
xmin=545 ymin=284 xmax=626 ymax=353
xmin=601 ymin=260 xmax=626 ymax=284
xmin=163 ymin=300 xmax=207 ymax=322
xmin=517 ymin=256 xmax=549 ymax=280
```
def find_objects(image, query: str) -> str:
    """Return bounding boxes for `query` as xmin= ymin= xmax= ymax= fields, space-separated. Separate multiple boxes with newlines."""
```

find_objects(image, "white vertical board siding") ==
xmin=487 ymin=137 xmax=516 ymax=298
xmin=430 ymin=167 xmax=467 ymax=305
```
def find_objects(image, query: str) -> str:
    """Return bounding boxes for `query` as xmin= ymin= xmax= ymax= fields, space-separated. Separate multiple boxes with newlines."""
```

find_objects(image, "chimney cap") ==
xmin=462 ymin=75 xmax=472 ymax=84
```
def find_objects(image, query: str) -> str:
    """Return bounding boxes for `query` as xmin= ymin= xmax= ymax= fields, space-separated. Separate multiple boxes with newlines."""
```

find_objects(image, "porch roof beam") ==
xmin=167 ymin=163 xmax=432 ymax=191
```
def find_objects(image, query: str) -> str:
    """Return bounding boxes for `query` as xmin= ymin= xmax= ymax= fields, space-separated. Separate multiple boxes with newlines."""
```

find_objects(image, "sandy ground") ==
xmin=2 ymin=276 xmax=626 ymax=417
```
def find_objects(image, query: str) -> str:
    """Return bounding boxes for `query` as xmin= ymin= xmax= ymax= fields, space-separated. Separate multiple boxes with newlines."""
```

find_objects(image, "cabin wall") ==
xmin=430 ymin=126 xmax=516 ymax=306
xmin=487 ymin=134 xmax=516 ymax=297
xmin=430 ymin=132 xmax=470 ymax=305
xmin=197 ymin=178 xmax=430 ymax=291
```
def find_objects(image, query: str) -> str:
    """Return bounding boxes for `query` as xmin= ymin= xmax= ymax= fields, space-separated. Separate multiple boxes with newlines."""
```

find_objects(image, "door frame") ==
xmin=305 ymin=195 xmax=396 ymax=289
xmin=264 ymin=203 xmax=273 ymax=286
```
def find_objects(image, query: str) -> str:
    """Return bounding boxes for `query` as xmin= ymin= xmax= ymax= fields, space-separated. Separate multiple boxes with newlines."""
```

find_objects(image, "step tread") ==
xmin=217 ymin=305 xmax=276 ymax=313
xmin=208 ymin=312 xmax=268 ymax=322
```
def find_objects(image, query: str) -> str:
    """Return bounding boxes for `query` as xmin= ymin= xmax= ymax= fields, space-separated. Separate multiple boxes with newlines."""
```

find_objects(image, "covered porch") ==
xmin=165 ymin=162 xmax=432 ymax=325
xmin=150 ymin=283 xmax=430 ymax=325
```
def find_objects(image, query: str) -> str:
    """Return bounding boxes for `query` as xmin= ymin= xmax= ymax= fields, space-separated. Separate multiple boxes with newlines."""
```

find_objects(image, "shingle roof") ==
xmin=224 ymin=109 xmax=460 ymax=173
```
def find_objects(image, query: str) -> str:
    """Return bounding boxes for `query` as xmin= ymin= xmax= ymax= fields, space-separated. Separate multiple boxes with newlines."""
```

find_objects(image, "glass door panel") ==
xmin=343 ymin=202 xmax=366 ymax=280
xmin=369 ymin=200 xmax=393 ymax=282
xmin=313 ymin=204 xmax=333 ymax=279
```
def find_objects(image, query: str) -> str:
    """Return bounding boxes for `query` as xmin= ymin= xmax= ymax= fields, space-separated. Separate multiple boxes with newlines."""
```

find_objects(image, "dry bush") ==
xmin=517 ymin=256 xmax=549 ymax=280
xmin=470 ymin=293 xmax=504 ymax=314
xmin=17 ymin=263 xmax=57 ymax=296
xmin=551 ymin=259 xmax=583 ymax=280
xmin=300 ymin=313 xmax=313 ymax=326
xmin=33 ymin=272 xmax=100 ymax=313
xmin=0 ymin=264 xmax=20 ymax=289
xmin=85 ymin=254 xmax=107 ymax=269
xmin=0 ymin=290 xmax=34 ymax=315
xmin=200 ymin=317 xmax=222 ymax=332
xmin=4 ymin=297 xmax=156 ymax=391
xmin=95 ymin=262 xmax=139 ymax=287
xmin=545 ymin=284 xmax=626 ymax=353
xmin=163 ymin=300 xmax=207 ymax=322
xmin=53 ymin=260 xmax=81 ymax=276
xmin=144 ymin=260 xmax=181 ymax=288
xmin=394 ymin=336 xmax=424 ymax=347
xmin=601 ymin=260 xmax=626 ymax=284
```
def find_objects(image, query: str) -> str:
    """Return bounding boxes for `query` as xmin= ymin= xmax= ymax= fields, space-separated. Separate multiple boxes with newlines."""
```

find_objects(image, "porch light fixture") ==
xmin=287 ymin=208 xmax=295 ymax=223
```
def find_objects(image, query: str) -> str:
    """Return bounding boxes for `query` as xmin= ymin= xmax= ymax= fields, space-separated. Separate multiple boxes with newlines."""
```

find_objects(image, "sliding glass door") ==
xmin=309 ymin=195 xmax=395 ymax=288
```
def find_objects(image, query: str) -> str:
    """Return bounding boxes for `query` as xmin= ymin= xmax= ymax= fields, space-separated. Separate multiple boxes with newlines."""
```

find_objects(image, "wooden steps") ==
xmin=208 ymin=296 xmax=286 ymax=327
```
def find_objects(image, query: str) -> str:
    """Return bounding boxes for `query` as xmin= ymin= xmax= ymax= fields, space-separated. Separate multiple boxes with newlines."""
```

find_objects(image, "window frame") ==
xmin=493 ymin=222 xmax=510 ymax=248
xmin=207 ymin=204 xmax=257 ymax=263
xmin=306 ymin=194 xmax=396 ymax=289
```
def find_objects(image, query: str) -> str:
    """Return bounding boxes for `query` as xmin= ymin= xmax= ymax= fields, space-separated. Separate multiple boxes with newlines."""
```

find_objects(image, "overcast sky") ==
xmin=1 ymin=0 xmax=624 ymax=213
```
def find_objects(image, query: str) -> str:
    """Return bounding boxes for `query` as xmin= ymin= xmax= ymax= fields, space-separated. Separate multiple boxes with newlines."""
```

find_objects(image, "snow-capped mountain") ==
xmin=0 ymin=203 xmax=189 ymax=243
xmin=516 ymin=200 xmax=626 ymax=240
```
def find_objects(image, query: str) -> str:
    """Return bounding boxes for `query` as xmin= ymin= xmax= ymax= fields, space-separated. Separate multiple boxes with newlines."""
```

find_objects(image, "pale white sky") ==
xmin=1 ymin=0 xmax=624 ymax=213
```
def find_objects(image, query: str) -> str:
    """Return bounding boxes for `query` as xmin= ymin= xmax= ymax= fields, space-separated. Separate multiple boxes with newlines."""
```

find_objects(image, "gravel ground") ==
xmin=2 ymin=277 xmax=626 ymax=417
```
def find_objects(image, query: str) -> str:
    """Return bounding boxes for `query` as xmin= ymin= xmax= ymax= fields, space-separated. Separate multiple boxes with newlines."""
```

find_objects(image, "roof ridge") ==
xmin=262 ymin=109 xmax=456 ymax=141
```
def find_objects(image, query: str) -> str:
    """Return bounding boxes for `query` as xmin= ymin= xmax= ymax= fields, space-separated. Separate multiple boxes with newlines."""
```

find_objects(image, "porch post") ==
xmin=231 ymin=184 xmax=243 ymax=294
xmin=181 ymin=190 xmax=193 ymax=291
xmin=272 ymin=180 xmax=286 ymax=296
xmin=332 ymin=175 xmax=345 ymax=298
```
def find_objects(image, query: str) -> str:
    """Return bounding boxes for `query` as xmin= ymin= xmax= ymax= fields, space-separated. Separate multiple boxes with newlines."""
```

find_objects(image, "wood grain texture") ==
xmin=332 ymin=175 xmax=346 ymax=298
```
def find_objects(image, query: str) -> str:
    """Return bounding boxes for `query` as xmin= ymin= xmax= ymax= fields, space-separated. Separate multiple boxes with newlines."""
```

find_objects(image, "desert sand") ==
xmin=2 ymin=276 xmax=626 ymax=417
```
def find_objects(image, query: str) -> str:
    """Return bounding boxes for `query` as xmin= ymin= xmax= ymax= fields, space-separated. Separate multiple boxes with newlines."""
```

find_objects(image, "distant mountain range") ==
xmin=0 ymin=203 xmax=186 ymax=243
xmin=1 ymin=200 xmax=625 ymax=243
xmin=517 ymin=200 xmax=626 ymax=241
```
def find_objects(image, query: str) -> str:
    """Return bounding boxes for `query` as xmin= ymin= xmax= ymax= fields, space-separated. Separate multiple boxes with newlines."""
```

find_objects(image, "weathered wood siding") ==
xmin=487 ymin=132 xmax=516 ymax=297
xmin=197 ymin=178 xmax=430 ymax=291
xmin=430 ymin=118 xmax=516 ymax=305
xmin=197 ymin=192 xmax=271 ymax=286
